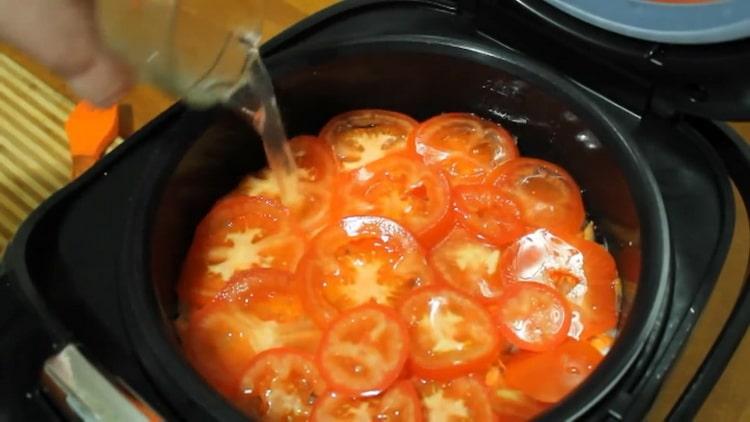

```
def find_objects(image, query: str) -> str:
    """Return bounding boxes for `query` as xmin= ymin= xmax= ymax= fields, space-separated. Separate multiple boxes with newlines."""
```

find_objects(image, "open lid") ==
xmin=478 ymin=0 xmax=750 ymax=120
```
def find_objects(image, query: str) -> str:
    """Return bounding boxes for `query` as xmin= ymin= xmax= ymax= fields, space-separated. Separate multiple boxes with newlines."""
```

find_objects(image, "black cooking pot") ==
xmin=3 ymin=1 xmax=750 ymax=421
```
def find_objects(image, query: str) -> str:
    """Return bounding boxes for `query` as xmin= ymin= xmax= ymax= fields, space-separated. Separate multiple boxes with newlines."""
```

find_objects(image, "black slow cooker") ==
xmin=2 ymin=1 xmax=749 ymax=420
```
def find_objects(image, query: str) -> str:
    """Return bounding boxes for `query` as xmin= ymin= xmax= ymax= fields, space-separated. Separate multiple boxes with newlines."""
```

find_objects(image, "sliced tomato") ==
xmin=486 ymin=158 xmax=585 ymax=234
xmin=299 ymin=216 xmax=434 ymax=326
xmin=490 ymin=282 xmax=571 ymax=352
xmin=482 ymin=365 xmax=549 ymax=421
xmin=177 ymin=195 xmax=305 ymax=308
xmin=411 ymin=113 xmax=518 ymax=186
xmin=504 ymin=340 xmax=604 ymax=403
xmin=567 ymin=237 xmax=620 ymax=338
xmin=500 ymin=229 xmax=618 ymax=339
xmin=234 ymin=348 xmax=327 ymax=420
xmin=236 ymin=135 xmax=338 ymax=236
xmin=415 ymin=376 xmax=494 ymax=422
xmin=453 ymin=184 xmax=525 ymax=247
xmin=342 ymin=154 xmax=453 ymax=247
xmin=317 ymin=304 xmax=409 ymax=395
xmin=400 ymin=286 xmax=500 ymax=380
xmin=321 ymin=109 xmax=419 ymax=171
xmin=428 ymin=227 xmax=505 ymax=302
xmin=311 ymin=380 xmax=422 ymax=421
xmin=183 ymin=269 xmax=321 ymax=396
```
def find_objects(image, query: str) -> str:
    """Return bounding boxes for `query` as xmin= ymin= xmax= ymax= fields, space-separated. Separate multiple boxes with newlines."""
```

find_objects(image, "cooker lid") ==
xmin=542 ymin=0 xmax=750 ymax=45
xmin=487 ymin=0 xmax=750 ymax=120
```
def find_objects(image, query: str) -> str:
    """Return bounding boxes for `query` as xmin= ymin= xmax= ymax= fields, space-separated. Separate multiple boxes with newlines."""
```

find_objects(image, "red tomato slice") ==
xmin=504 ymin=340 xmax=604 ymax=403
xmin=235 ymin=348 xmax=327 ymax=420
xmin=321 ymin=109 xmax=419 ymax=171
xmin=500 ymin=229 xmax=618 ymax=339
xmin=400 ymin=286 xmax=500 ymax=380
xmin=311 ymin=380 xmax=422 ymax=422
xmin=453 ymin=184 xmax=525 ymax=246
xmin=411 ymin=113 xmax=519 ymax=186
xmin=317 ymin=304 xmax=410 ymax=395
xmin=299 ymin=216 xmax=434 ymax=326
xmin=429 ymin=227 xmax=505 ymax=302
xmin=567 ymin=237 xmax=620 ymax=338
xmin=177 ymin=195 xmax=305 ymax=308
xmin=183 ymin=269 xmax=321 ymax=396
xmin=486 ymin=158 xmax=585 ymax=235
xmin=491 ymin=283 xmax=571 ymax=352
xmin=342 ymin=154 xmax=452 ymax=247
xmin=482 ymin=365 xmax=549 ymax=421
xmin=415 ymin=376 xmax=494 ymax=422
xmin=237 ymin=135 xmax=338 ymax=236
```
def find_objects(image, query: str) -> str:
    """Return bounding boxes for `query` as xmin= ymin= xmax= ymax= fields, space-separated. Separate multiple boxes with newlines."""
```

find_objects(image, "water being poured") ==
xmin=228 ymin=41 xmax=300 ymax=206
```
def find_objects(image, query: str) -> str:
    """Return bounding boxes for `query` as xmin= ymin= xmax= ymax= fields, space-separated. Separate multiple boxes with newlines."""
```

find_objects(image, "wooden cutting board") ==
xmin=0 ymin=53 xmax=73 ymax=254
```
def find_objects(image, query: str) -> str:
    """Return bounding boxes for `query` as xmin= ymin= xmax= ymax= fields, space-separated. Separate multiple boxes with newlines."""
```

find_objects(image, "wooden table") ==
xmin=1 ymin=1 xmax=748 ymax=420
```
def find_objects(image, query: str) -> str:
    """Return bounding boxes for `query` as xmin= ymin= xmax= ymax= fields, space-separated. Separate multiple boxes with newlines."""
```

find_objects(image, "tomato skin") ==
xmin=411 ymin=113 xmax=519 ymax=186
xmin=490 ymin=283 xmax=571 ymax=352
xmin=453 ymin=184 xmax=525 ymax=247
xmin=299 ymin=216 xmax=434 ymax=327
xmin=311 ymin=380 xmax=423 ymax=422
xmin=499 ymin=229 xmax=618 ymax=340
xmin=486 ymin=158 xmax=585 ymax=235
xmin=321 ymin=109 xmax=419 ymax=171
xmin=341 ymin=153 xmax=453 ymax=248
xmin=399 ymin=286 xmax=501 ymax=381
xmin=317 ymin=304 xmax=410 ymax=396
xmin=177 ymin=195 xmax=305 ymax=309
xmin=504 ymin=340 xmax=604 ymax=403
xmin=428 ymin=227 xmax=505 ymax=302
xmin=235 ymin=348 xmax=327 ymax=421
xmin=183 ymin=269 xmax=321 ymax=396
xmin=415 ymin=376 xmax=495 ymax=422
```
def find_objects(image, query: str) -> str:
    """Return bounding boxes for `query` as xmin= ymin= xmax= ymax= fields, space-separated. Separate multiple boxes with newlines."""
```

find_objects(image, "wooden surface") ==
xmin=1 ymin=0 xmax=748 ymax=419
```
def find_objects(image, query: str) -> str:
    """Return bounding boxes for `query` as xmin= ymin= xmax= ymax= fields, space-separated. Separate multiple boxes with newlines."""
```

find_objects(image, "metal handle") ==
xmin=42 ymin=344 xmax=163 ymax=422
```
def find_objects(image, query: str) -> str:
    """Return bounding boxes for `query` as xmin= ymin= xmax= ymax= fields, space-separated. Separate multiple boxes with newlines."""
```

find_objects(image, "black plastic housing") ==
xmin=0 ymin=1 xmax=745 ymax=421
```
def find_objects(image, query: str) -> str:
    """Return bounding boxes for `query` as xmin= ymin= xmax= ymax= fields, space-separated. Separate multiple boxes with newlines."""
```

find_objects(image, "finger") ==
xmin=0 ymin=0 xmax=132 ymax=106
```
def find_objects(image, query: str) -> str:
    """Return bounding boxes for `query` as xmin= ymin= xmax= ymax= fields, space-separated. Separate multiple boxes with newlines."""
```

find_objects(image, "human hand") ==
xmin=0 ymin=0 xmax=132 ymax=107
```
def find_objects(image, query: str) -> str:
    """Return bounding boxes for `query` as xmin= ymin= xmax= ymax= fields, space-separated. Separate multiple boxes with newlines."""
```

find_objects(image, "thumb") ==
xmin=0 ymin=0 xmax=132 ymax=107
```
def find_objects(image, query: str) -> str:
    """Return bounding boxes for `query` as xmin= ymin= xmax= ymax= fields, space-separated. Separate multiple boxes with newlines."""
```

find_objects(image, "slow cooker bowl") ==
xmin=124 ymin=39 xmax=670 ymax=421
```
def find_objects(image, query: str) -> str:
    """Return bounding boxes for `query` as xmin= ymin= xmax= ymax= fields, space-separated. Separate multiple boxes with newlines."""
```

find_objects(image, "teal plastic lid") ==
xmin=543 ymin=0 xmax=750 ymax=44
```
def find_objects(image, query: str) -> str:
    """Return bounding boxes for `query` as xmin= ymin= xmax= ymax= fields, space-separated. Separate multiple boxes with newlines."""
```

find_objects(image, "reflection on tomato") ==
xmin=321 ymin=109 xmax=418 ymax=171
xmin=487 ymin=158 xmax=585 ymax=235
xmin=317 ymin=304 xmax=409 ymax=395
xmin=342 ymin=154 xmax=453 ymax=247
xmin=500 ymin=228 xmax=617 ymax=339
xmin=311 ymin=380 xmax=422 ymax=422
xmin=415 ymin=376 xmax=495 ymax=422
xmin=177 ymin=195 xmax=305 ymax=308
xmin=236 ymin=136 xmax=339 ymax=237
xmin=411 ymin=113 xmax=519 ymax=186
xmin=453 ymin=184 xmax=525 ymax=246
xmin=299 ymin=216 xmax=433 ymax=326
xmin=504 ymin=340 xmax=604 ymax=403
xmin=400 ymin=286 xmax=500 ymax=380
xmin=429 ymin=227 xmax=505 ymax=302
xmin=183 ymin=269 xmax=320 ymax=396
xmin=491 ymin=282 xmax=571 ymax=352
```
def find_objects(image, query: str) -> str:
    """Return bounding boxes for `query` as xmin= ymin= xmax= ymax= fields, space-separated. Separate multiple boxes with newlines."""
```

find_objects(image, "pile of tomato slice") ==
xmin=177 ymin=110 xmax=621 ymax=421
